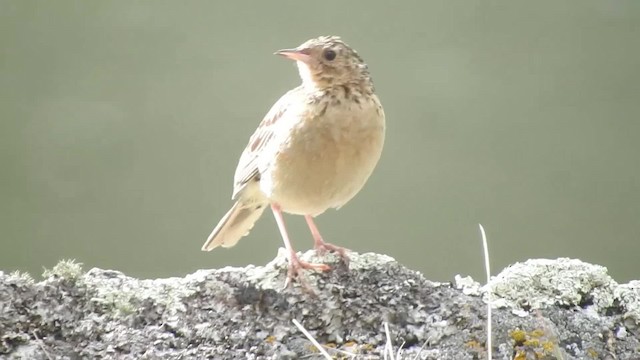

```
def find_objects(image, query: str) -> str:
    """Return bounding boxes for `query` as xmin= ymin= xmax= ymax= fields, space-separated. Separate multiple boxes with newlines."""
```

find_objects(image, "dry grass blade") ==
xmin=383 ymin=322 xmax=395 ymax=360
xmin=479 ymin=224 xmax=492 ymax=360
xmin=411 ymin=337 xmax=430 ymax=360
xmin=31 ymin=330 xmax=53 ymax=360
xmin=292 ymin=319 xmax=340 ymax=359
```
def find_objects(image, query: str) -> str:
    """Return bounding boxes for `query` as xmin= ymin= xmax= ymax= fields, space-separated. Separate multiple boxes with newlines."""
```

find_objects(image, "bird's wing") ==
xmin=231 ymin=87 xmax=301 ymax=200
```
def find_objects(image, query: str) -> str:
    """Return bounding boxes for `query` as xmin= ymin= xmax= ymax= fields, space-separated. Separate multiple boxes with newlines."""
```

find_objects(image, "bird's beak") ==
xmin=274 ymin=48 xmax=312 ymax=63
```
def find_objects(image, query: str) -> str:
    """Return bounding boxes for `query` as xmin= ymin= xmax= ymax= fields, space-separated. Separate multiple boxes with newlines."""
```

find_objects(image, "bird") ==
xmin=201 ymin=35 xmax=385 ymax=287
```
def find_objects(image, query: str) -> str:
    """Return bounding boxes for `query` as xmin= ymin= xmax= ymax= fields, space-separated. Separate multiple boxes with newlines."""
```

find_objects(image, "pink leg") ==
xmin=304 ymin=215 xmax=350 ymax=264
xmin=271 ymin=204 xmax=330 ymax=288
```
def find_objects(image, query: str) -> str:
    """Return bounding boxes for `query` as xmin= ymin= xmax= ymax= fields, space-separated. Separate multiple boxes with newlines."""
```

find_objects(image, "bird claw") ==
xmin=314 ymin=242 xmax=350 ymax=267
xmin=283 ymin=255 xmax=331 ymax=293
xmin=287 ymin=257 xmax=331 ymax=277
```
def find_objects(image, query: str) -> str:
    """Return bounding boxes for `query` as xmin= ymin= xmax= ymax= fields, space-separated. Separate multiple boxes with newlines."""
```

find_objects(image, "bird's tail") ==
xmin=201 ymin=201 xmax=267 ymax=251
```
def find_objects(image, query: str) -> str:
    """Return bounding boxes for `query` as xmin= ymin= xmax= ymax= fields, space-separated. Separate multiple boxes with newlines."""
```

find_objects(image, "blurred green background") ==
xmin=1 ymin=1 xmax=638 ymax=283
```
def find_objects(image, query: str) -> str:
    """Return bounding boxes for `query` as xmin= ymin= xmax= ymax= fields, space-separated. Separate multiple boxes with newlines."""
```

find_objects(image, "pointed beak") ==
xmin=274 ymin=48 xmax=312 ymax=63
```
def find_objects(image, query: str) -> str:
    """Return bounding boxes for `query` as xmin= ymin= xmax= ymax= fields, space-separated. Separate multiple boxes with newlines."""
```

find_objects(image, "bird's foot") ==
xmin=283 ymin=253 xmax=330 ymax=291
xmin=314 ymin=240 xmax=350 ymax=266
xmin=304 ymin=215 xmax=350 ymax=265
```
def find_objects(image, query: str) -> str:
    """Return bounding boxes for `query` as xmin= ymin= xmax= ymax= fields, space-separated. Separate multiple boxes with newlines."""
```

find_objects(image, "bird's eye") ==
xmin=323 ymin=49 xmax=336 ymax=61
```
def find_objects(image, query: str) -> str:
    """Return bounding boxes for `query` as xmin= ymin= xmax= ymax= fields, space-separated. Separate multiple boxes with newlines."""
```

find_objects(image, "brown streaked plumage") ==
xmin=202 ymin=36 xmax=385 ymax=288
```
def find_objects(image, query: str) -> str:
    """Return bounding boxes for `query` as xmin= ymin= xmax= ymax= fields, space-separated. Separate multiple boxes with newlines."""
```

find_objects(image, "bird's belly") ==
xmin=260 ymin=124 xmax=384 ymax=216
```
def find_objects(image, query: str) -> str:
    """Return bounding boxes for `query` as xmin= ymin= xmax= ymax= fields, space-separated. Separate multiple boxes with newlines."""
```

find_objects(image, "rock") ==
xmin=0 ymin=252 xmax=638 ymax=359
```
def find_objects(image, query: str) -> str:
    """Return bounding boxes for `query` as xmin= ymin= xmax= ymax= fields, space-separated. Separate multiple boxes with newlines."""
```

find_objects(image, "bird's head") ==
xmin=275 ymin=36 xmax=373 ymax=91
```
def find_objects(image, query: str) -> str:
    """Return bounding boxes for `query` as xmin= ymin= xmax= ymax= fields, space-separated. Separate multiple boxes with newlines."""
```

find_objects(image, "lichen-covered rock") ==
xmin=0 ymin=253 xmax=638 ymax=359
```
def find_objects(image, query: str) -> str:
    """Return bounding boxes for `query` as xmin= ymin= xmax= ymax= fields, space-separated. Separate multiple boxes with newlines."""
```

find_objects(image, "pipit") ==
xmin=202 ymin=35 xmax=385 ymax=287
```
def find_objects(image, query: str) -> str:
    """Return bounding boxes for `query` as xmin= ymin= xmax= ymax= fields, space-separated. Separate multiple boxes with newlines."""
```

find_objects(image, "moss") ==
xmin=265 ymin=335 xmax=277 ymax=344
xmin=523 ymin=338 xmax=540 ymax=347
xmin=42 ymin=259 xmax=84 ymax=281
xmin=541 ymin=340 xmax=556 ymax=352
xmin=510 ymin=328 xmax=561 ymax=359
xmin=530 ymin=329 xmax=546 ymax=338
xmin=509 ymin=329 xmax=527 ymax=344
xmin=587 ymin=348 xmax=599 ymax=358
xmin=9 ymin=270 xmax=34 ymax=284
xmin=464 ymin=339 xmax=484 ymax=350
xmin=360 ymin=343 xmax=374 ymax=352
xmin=513 ymin=350 xmax=527 ymax=360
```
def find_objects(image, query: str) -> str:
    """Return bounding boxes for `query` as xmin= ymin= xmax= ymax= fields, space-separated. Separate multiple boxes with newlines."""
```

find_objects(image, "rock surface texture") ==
xmin=1 ymin=252 xmax=639 ymax=359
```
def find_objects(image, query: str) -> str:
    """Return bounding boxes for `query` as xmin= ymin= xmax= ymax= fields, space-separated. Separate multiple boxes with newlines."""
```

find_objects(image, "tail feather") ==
xmin=201 ymin=201 xmax=266 ymax=251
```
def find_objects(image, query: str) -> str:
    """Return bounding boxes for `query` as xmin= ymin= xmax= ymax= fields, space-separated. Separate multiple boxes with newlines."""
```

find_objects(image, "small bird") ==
xmin=202 ymin=36 xmax=385 ymax=286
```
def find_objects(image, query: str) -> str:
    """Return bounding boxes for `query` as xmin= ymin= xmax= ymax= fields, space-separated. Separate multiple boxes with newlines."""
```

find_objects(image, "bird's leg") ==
xmin=304 ymin=215 xmax=350 ymax=265
xmin=271 ymin=204 xmax=330 ymax=288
